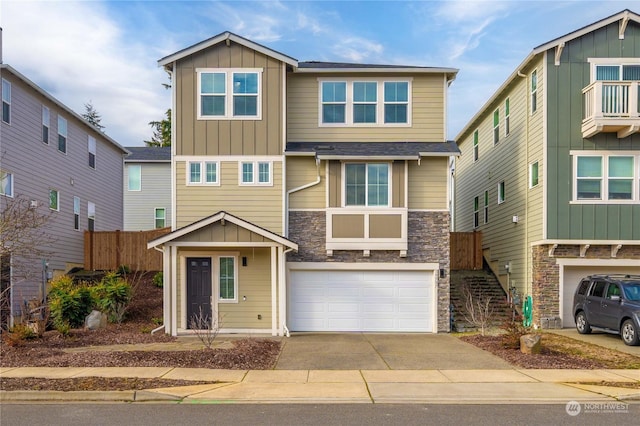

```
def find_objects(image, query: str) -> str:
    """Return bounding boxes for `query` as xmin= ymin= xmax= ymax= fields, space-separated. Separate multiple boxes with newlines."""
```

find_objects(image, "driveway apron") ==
xmin=274 ymin=333 xmax=512 ymax=370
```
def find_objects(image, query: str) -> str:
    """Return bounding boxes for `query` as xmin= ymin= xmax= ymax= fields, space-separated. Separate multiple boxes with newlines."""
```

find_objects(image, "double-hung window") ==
xmin=198 ymin=69 xmax=261 ymax=119
xmin=2 ymin=79 xmax=10 ymax=124
xmin=530 ymin=161 xmax=539 ymax=188
xmin=88 ymin=202 xmax=95 ymax=231
xmin=344 ymin=163 xmax=389 ymax=207
xmin=530 ymin=70 xmax=537 ymax=114
xmin=154 ymin=208 xmax=166 ymax=229
xmin=320 ymin=79 xmax=410 ymax=126
xmin=187 ymin=161 xmax=219 ymax=185
xmin=505 ymin=98 xmax=510 ymax=136
xmin=58 ymin=116 xmax=67 ymax=153
xmin=240 ymin=161 xmax=271 ymax=185
xmin=483 ymin=191 xmax=489 ymax=224
xmin=88 ymin=136 xmax=96 ymax=169
xmin=493 ymin=109 xmax=500 ymax=144
xmin=473 ymin=130 xmax=479 ymax=162
xmin=0 ymin=170 xmax=13 ymax=197
xmin=218 ymin=256 xmax=236 ymax=302
xmin=128 ymin=165 xmax=141 ymax=191
xmin=42 ymin=106 xmax=50 ymax=144
xmin=473 ymin=196 xmax=479 ymax=228
xmin=73 ymin=196 xmax=80 ymax=230
xmin=49 ymin=189 xmax=59 ymax=211
xmin=498 ymin=181 xmax=505 ymax=204
xmin=573 ymin=153 xmax=638 ymax=202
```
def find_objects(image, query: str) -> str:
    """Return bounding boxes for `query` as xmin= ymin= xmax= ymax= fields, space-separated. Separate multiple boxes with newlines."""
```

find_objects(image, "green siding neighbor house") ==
xmin=454 ymin=10 xmax=640 ymax=330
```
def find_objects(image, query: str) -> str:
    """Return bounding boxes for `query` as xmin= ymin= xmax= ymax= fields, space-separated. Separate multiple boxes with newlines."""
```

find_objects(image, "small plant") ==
xmin=189 ymin=307 xmax=221 ymax=349
xmin=461 ymin=283 xmax=494 ymax=336
xmin=56 ymin=321 xmax=71 ymax=336
xmin=116 ymin=264 xmax=131 ymax=275
xmin=140 ymin=326 xmax=152 ymax=334
xmin=151 ymin=317 xmax=163 ymax=326
xmin=2 ymin=323 xmax=37 ymax=347
xmin=152 ymin=271 xmax=163 ymax=288
xmin=500 ymin=315 xmax=531 ymax=349
xmin=48 ymin=275 xmax=93 ymax=329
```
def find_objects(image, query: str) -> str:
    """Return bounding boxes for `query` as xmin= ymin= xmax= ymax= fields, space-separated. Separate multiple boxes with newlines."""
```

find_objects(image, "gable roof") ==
xmin=455 ymin=9 xmax=640 ymax=142
xmin=147 ymin=211 xmax=298 ymax=250
xmin=0 ymin=64 xmax=129 ymax=155
xmin=158 ymin=31 xmax=298 ymax=68
xmin=125 ymin=146 xmax=171 ymax=162
xmin=285 ymin=141 xmax=460 ymax=159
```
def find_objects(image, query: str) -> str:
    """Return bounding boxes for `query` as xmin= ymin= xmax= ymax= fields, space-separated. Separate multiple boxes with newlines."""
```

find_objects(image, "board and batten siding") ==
xmin=454 ymin=55 xmax=545 ymax=295
xmin=286 ymin=156 xmax=326 ymax=210
xmin=123 ymin=163 xmax=171 ymax=231
xmin=408 ymin=157 xmax=448 ymax=210
xmin=176 ymin=247 xmax=274 ymax=330
xmin=0 ymin=69 xmax=124 ymax=308
xmin=545 ymin=20 xmax=640 ymax=240
xmin=174 ymin=43 xmax=284 ymax=157
xmin=286 ymin=73 xmax=447 ymax=142
xmin=175 ymin=160 xmax=283 ymax=233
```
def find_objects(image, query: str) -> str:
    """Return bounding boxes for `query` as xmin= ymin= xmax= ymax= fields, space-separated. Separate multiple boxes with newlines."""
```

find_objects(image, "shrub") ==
xmin=116 ymin=265 xmax=131 ymax=275
xmin=152 ymin=271 xmax=163 ymax=288
xmin=2 ymin=323 xmax=37 ymax=346
xmin=91 ymin=272 xmax=131 ymax=323
xmin=500 ymin=315 xmax=531 ymax=349
xmin=48 ymin=275 xmax=93 ymax=329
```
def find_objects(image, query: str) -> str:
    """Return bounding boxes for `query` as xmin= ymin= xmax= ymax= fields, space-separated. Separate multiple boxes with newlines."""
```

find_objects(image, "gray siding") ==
xmin=124 ymin=162 xmax=171 ymax=230
xmin=0 ymin=68 xmax=125 ymax=315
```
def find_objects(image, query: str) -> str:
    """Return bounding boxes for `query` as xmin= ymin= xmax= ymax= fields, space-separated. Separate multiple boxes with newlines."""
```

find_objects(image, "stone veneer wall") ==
xmin=287 ymin=211 xmax=451 ymax=332
xmin=532 ymin=244 xmax=640 ymax=328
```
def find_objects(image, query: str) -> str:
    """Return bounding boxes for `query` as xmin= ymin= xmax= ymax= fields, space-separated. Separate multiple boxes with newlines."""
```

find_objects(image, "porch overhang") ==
xmin=285 ymin=141 xmax=460 ymax=160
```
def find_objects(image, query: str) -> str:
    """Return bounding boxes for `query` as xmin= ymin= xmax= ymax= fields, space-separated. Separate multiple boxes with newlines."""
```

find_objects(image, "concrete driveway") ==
xmin=274 ymin=333 xmax=513 ymax=370
xmin=549 ymin=329 xmax=640 ymax=356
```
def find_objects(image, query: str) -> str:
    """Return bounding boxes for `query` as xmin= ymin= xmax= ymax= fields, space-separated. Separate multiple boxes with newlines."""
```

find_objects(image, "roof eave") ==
xmin=294 ymin=67 xmax=458 ymax=76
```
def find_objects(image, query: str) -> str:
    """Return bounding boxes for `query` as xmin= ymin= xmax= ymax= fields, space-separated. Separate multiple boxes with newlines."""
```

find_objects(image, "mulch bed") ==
xmin=0 ymin=377 xmax=218 ymax=391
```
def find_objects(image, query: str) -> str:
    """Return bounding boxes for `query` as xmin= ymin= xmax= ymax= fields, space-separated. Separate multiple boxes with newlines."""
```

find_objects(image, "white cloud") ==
xmin=0 ymin=0 xmax=169 ymax=146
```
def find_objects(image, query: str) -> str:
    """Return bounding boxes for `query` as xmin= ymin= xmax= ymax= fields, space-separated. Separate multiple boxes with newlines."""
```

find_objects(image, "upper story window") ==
xmin=0 ymin=170 xmax=13 ymax=197
xmin=573 ymin=152 xmax=639 ymax=203
xmin=155 ymin=208 xmax=166 ymax=229
xmin=74 ymin=196 xmax=80 ymax=230
xmin=2 ymin=79 xmax=10 ymax=124
xmin=128 ymin=165 xmax=141 ymax=191
xmin=498 ymin=181 xmax=505 ymax=204
xmin=49 ymin=189 xmax=59 ymax=211
xmin=530 ymin=70 xmax=537 ymax=114
xmin=595 ymin=63 xmax=640 ymax=81
xmin=473 ymin=196 xmax=479 ymax=228
xmin=505 ymin=98 xmax=510 ymax=136
xmin=473 ymin=130 xmax=479 ymax=162
xmin=529 ymin=161 xmax=539 ymax=188
xmin=483 ymin=190 xmax=489 ymax=224
xmin=188 ymin=161 xmax=219 ymax=185
xmin=58 ymin=116 xmax=67 ymax=153
xmin=88 ymin=136 xmax=96 ymax=169
xmin=240 ymin=161 xmax=271 ymax=186
xmin=344 ymin=163 xmax=389 ymax=207
xmin=197 ymin=69 xmax=262 ymax=120
xmin=319 ymin=79 xmax=411 ymax=126
xmin=42 ymin=106 xmax=50 ymax=144
xmin=88 ymin=201 xmax=95 ymax=231
xmin=493 ymin=109 xmax=499 ymax=144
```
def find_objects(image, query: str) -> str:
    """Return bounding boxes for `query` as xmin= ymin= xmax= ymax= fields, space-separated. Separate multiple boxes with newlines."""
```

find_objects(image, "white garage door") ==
xmin=562 ymin=265 xmax=640 ymax=328
xmin=288 ymin=269 xmax=434 ymax=332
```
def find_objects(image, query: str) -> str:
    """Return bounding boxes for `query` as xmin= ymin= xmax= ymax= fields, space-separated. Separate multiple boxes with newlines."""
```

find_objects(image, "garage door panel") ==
xmin=289 ymin=269 xmax=434 ymax=332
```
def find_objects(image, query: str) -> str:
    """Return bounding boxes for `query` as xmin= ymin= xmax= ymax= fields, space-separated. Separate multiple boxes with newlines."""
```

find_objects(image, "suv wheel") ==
xmin=575 ymin=311 xmax=591 ymax=334
xmin=621 ymin=319 xmax=640 ymax=346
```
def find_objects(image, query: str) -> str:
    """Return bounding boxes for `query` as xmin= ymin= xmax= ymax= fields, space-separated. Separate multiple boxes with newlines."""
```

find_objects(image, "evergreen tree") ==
xmin=144 ymin=109 xmax=172 ymax=147
xmin=82 ymin=101 xmax=105 ymax=131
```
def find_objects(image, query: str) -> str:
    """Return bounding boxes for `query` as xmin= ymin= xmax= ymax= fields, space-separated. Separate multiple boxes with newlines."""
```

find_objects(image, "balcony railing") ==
xmin=582 ymin=81 xmax=640 ymax=138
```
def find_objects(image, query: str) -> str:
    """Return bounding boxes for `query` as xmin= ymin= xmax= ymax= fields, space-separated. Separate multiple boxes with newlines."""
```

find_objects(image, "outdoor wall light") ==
xmin=242 ymin=257 xmax=247 ymax=266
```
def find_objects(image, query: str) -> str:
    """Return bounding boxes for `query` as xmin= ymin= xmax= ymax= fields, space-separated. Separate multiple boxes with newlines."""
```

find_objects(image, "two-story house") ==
xmin=124 ymin=146 xmax=171 ymax=231
xmin=149 ymin=32 xmax=458 ymax=336
xmin=0 ymin=63 xmax=127 ymax=327
xmin=453 ymin=10 xmax=640 ymax=330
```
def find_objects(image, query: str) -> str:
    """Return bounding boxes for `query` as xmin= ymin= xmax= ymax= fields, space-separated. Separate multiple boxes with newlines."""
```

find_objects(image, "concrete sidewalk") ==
xmin=2 ymin=367 xmax=639 ymax=404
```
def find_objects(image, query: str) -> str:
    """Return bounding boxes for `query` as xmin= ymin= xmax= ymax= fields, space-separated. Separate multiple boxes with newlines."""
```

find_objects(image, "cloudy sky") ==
xmin=1 ymin=0 xmax=638 ymax=146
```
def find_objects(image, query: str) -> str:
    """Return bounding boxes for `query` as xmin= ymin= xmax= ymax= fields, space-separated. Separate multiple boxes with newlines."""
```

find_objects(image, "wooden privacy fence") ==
xmin=84 ymin=228 xmax=171 ymax=271
xmin=450 ymin=231 xmax=483 ymax=270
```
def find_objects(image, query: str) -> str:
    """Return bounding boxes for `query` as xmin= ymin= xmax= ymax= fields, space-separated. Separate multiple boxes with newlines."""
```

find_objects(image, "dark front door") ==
xmin=186 ymin=257 xmax=212 ymax=329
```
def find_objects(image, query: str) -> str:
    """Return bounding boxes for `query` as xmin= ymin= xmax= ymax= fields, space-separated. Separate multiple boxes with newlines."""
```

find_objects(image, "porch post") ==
xmin=163 ymin=247 xmax=171 ymax=334
xmin=271 ymin=246 xmax=278 ymax=336
xmin=171 ymin=245 xmax=178 ymax=336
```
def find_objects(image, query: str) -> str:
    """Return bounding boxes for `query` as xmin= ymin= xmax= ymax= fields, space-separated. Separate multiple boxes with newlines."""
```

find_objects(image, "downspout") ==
xmin=285 ymin=157 xmax=321 ymax=236
xmin=280 ymin=247 xmax=294 ymax=337
xmin=517 ymin=69 xmax=531 ymax=301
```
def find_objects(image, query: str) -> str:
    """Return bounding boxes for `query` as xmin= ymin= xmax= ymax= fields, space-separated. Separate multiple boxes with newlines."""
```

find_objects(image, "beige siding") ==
xmin=287 ymin=73 xmax=446 ymax=142
xmin=454 ymin=55 xmax=546 ymax=296
xmin=176 ymin=161 xmax=283 ymax=233
xmin=173 ymin=222 xmax=270 ymax=243
xmin=286 ymin=157 xmax=326 ymax=209
xmin=174 ymin=42 xmax=284 ymax=156
xmin=408 ymin=157 xmax=448 ymax=210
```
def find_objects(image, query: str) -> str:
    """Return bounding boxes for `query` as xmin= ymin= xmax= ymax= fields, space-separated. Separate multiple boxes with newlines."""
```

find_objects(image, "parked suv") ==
xmin=573 ymin=275 xmax=640 ymax=346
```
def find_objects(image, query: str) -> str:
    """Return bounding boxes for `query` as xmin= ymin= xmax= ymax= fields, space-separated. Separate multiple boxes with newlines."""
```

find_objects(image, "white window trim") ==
xmin=341 ymin=162 xmax=392 ymax=208
xmin=571 ymin=151 xmax=639 ymax=204
xmin=154 ymin=207 xmax=166 ymax=229
xmin=196 ymin=68 xmax=263 ymax=120
xmin=318 ymin=77 xmax=412 ymax=127
xmin=88 ymin=201 xmax=96 ymax=231
xmin=42 ymin=106 xmax=50 ymax=144
xmin=529 ymin=161 xmax=540 ymax=189
xmin=498 ymin=181 xmax=505 ymax=204
xmin=493 ymin=109 xmax=500 ymax=145
xmin=57 ymin=116 xmax=67 ymax=154
xmin=0 ymin=170 xmax=13 ymax=198
xmin=49 ymin=189 xmax=60 ymax=211
xmin=473 ymin=130 xmax=479 ymax=162
xmin=2 ymin=78 xmax=10 ymax=125
xmin=88 ymin=136 xmax=96 ymax=169
xmin=505 ymin=98 xmax=510 ymax=136
xmin=217 ymin=255 xmax=238 ymax=303
xmin=588 ymin=57 xmax=640 ymax=81
xmin=239 ymin=161 xmax=272 ymax=186
xmin=473 ymin=196 xmax=479 ymax=229
xmin=483 ymin=190 xmax=489 ymax=225
xmin=128 ymin=165 xmax=141 ymax=191
xmin=530 ymin=70 xmax=538 ymax=115
xmin=73 ymin=196 xmax=80 ymax=231
xmin=187 ymin=160 xmax=220 ymax=186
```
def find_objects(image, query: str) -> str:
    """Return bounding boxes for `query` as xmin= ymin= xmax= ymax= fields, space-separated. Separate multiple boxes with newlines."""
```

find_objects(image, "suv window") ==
xmin=590 ymin=281 xmax=606 ymax=298
xmin=606 ymin=284 xmax=621 ymax=299
xmin=576 ymin=279 xmax=591 ymax=295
